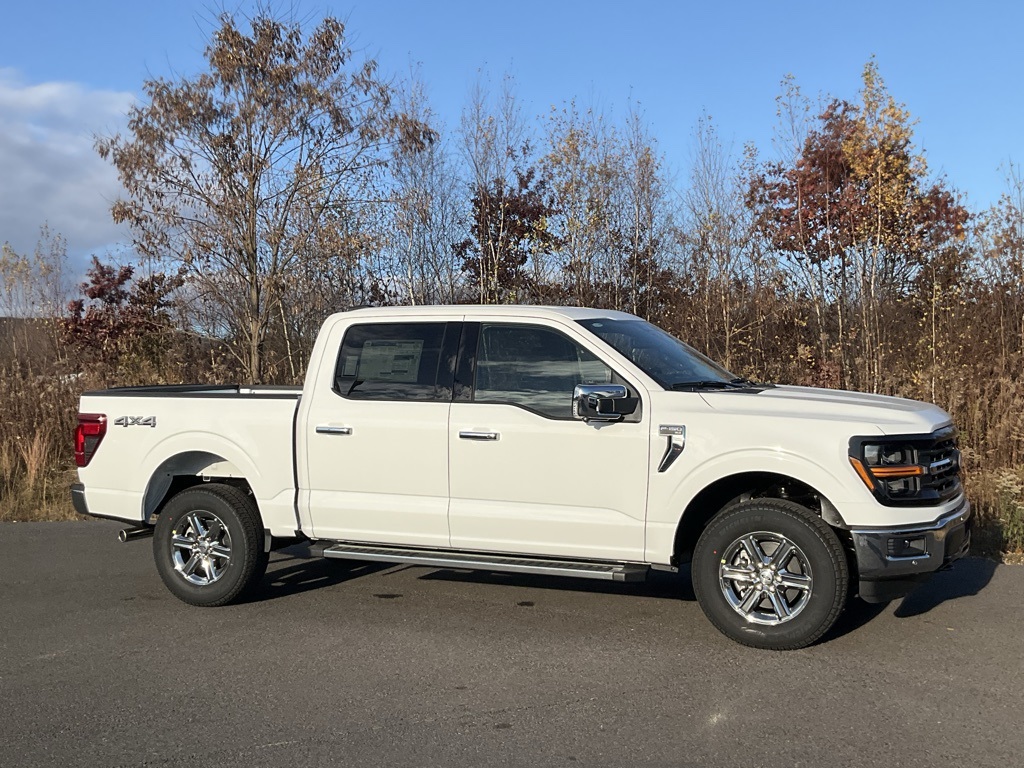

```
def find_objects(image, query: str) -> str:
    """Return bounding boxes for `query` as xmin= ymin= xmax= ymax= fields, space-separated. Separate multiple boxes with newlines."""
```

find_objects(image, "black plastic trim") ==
xmin=71 ymin=482 xmax=89 ymax=515
xmin=83 ymin=384 xmax=301 ymax=399
xmin=851 ymin=500 xmax=971 ymax=585
xmin=657 ymin=437 xmax=685 ymax=473
xmin=454 ymin=322 xmax=480 ymax=402
xmin=858 ymin=575 xmax=930 ymax=604
xmin=437 ymin=322 xmax=461 ymax=401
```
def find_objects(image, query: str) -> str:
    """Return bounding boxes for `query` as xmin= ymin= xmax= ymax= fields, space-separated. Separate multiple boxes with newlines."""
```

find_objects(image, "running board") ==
xmin=316 ymin=542 xmax=649 ymax=582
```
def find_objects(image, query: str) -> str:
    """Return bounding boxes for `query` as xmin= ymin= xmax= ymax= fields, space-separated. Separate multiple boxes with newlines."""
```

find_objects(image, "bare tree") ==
xmin=97 ymin=10 xmax=432 ymax=382
xmin=680 ymin=115 xmax=763 ymax=369
xmin=377 ymin=69 xmax=465 ymax=305
xmin=456 ymin=75 xmax=557 ymax=304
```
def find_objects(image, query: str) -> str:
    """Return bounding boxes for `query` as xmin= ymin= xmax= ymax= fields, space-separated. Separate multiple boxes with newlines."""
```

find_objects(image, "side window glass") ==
xmin=334 ymin=323 xmax=447 ymax=401
xmin=474 ymin=324 xmax=614 ymax=419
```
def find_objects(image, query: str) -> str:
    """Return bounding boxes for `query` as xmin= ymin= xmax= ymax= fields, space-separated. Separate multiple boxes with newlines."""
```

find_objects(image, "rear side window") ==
xmin=473 ymin=324 xmax=614 ymax=419
xmin=334 ymin=323 xmax=448 ymax=401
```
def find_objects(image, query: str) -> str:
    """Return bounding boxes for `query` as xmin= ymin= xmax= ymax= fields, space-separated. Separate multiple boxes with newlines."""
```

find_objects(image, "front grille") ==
xmin=918 ymin=435 xmax=962 ymax=503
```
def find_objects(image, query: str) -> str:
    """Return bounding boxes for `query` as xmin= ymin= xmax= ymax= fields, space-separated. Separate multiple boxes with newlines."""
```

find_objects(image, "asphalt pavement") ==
xmin=1 ymin=521 xmax=1021 ymax=768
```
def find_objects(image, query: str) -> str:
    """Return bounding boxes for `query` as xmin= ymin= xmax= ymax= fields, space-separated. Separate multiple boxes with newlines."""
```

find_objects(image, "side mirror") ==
xmin=573 ymin=384 xmax=639 ymax=422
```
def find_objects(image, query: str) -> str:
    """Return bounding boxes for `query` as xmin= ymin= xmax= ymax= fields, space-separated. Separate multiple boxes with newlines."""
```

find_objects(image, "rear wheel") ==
xmin=692 ymin=499 xmax=848 ymax=650
xmin=153 ymin=484 xmax=268 ymax=606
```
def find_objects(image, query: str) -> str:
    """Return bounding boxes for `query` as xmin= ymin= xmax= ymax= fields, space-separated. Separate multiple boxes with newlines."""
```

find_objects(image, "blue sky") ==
xmin=1 ymin=0 xmax=1021 ymax=261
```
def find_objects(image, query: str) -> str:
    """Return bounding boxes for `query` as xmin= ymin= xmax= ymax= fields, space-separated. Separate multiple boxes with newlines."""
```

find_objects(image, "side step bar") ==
xmin=315 ymin=542 xmax=649 ymax=582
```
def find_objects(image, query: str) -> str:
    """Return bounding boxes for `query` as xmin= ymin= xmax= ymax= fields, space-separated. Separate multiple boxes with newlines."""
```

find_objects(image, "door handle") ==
xmin=316 ymin=425 xmax=353 ymax=436
xmin=458 ymin=430 xmax=500 ymax=441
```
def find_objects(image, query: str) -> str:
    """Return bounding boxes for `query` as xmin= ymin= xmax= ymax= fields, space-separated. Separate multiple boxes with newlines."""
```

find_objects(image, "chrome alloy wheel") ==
xmin=718 ymin=531 xmax=813 ymax=626
xmin=170 ymin=510 xmax=232 ymax=586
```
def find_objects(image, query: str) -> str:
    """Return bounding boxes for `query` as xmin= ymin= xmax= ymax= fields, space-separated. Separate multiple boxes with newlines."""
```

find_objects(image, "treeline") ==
xmin=1 ymin=11 xmax=1022 ymax=551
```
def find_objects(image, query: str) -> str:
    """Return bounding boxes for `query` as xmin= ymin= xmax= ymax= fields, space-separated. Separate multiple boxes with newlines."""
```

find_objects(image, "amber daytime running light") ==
xmin=849 ymin=455 xmax=924 ymax=486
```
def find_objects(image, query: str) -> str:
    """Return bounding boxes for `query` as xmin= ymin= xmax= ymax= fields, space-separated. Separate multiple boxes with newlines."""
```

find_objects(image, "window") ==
xmin=576 ymin=318 xmax=734 ymax=388
xmin=334 ymin=323 xmax=449 ymax=401
xmin=473 ymin=324 xmax=615 ymax=419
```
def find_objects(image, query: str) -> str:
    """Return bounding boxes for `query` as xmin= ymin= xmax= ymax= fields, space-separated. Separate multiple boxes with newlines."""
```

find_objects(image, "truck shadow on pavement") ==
xmin=418 ymin=568 xmax=897 ymax=642
xmin=815 ymin=556 xmax=999 ymax=642
xmin=242 ymin=550 xmax=393 ymax=603
xmin=891 ymin=556 xmax=997 ymax=618
xmin=418 ymin=565 xmax=696 ymax=600
xmin=248 ymin=549 xmax=999 ymax=641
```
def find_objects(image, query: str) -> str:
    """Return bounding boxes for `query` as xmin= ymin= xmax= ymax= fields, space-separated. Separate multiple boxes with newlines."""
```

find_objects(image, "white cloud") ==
xmin=0 ymin=68 xmax=135 ymax=261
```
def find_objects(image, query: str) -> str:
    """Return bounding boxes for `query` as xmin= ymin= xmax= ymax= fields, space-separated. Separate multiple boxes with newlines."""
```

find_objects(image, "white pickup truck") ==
xmin=72 ymin=306 xmax=970 ymax=649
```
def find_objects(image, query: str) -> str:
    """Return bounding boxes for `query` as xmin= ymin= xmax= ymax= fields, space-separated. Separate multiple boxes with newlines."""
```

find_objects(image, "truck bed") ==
xmin=76 ymin=384 xmax=302 ymax=534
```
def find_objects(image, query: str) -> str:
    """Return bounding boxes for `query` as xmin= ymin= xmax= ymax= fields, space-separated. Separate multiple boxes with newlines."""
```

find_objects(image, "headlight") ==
xmin=848 ymin=434 xmax=957 ymax=506
xmin=864 ymin=444 xmax=914 ymax=466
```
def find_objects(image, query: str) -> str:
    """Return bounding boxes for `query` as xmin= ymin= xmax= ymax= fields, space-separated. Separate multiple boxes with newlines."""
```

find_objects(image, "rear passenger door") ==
xmin=302 ymin=318 xmax=461 ymax=546
xmin=447 ymin=321 xmax=650 ymax=562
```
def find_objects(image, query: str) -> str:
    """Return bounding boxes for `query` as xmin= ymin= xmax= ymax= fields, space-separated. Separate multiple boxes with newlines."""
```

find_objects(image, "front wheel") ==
xmin=692 ymin=499 xmax=849 ymax=650
xmin=153 ymin=484 xmax=268 ymax=606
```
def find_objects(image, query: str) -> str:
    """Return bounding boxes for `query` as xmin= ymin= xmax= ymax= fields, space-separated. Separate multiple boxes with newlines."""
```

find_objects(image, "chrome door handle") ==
xmin=316 ymin=425 xmax=353 ymax=436
xmin=458 ymin=430 xmax=500 ymax=441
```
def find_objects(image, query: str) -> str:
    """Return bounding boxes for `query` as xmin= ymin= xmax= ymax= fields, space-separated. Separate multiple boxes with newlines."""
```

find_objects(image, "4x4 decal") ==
xmin=113 ymin=416 xmax=157 ymax=428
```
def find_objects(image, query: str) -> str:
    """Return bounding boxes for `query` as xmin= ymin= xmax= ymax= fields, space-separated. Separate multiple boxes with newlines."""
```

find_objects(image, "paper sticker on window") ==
xmin=359 ymin=340 xmax=424 ymax=383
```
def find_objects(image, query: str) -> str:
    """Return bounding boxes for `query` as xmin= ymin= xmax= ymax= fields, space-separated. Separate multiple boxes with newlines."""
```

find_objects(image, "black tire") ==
xmin=692 ymin=499 xmax=849 ymax=650
xmin=153 ymin=484 xmax=269 ymax=607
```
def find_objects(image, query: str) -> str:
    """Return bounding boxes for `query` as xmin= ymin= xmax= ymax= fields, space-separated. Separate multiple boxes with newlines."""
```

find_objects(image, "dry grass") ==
xmin=966 ymin=469 xmax=1024 ymax=559
xmin=0 ymin=433 xmax=82 ymax=522
xmin=0 ymin=343 xmax=85 ymax=522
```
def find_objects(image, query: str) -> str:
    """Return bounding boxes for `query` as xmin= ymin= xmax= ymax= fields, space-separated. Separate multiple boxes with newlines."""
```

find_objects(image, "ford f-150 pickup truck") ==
xmin=72 ymin=306 xmax=971 ymax=649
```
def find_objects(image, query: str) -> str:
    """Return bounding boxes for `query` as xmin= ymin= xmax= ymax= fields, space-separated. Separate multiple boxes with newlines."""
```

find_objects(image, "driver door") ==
xmin=448 ymin=321 xmax=650 ymax=562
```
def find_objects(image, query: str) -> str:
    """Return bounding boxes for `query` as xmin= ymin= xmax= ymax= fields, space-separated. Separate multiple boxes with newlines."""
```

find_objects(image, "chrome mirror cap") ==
xmin=573 ymin=384 xmax=630 ymax=422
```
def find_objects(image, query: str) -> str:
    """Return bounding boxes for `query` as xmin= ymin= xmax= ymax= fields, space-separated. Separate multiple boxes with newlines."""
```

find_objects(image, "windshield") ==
xmin=576 ymin=318 xmax=734 ymax=389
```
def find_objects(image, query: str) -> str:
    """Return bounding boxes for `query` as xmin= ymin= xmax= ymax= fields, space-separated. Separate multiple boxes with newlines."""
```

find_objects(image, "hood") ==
xmin=695 ymin=385 xmax=952 ymax=435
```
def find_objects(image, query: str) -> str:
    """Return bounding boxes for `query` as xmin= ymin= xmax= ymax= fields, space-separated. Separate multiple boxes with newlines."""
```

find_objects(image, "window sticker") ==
xmin=358 ymin=339 xmax=424 ymax=383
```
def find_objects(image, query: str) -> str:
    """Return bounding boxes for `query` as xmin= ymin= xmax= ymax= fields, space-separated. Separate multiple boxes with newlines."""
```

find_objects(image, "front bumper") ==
xmin=850 ymin=496 xmax=971 ymax=603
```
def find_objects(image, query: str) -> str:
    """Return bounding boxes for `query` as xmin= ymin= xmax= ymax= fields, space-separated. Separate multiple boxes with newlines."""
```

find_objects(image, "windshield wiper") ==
xmin=669 ymin=380 xmax=735 ymax=391
xmin=670 ymin=378 xmax=774 ymax=391
xmin=730 ymin=377 xmax=775 ymax=388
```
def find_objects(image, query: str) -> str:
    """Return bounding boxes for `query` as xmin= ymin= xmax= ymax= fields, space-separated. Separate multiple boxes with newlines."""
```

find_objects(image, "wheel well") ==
xmin=672 ymin=472 xmax=845 ymax=565
xmin=143 ymin=451 xmax=255 ymax=522
xmin=148 ymin=476 xmax=255 ymax=522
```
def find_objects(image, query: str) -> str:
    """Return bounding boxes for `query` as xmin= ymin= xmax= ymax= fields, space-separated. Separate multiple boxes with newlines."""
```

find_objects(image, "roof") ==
xmin=333 ymin=305 xmax=642 ymax=322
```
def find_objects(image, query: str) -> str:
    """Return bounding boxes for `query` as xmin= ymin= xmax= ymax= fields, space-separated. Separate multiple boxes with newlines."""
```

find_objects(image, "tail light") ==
xmin=75 ymin=413 xmax=107 ymax=467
